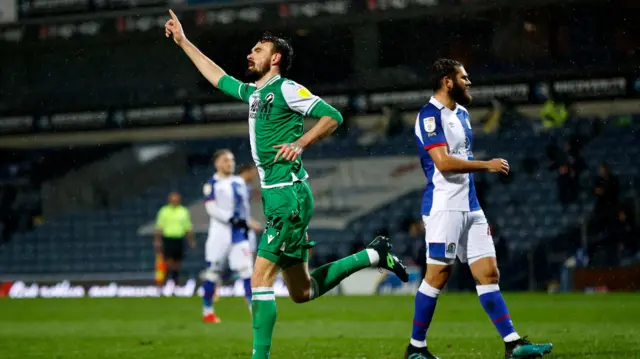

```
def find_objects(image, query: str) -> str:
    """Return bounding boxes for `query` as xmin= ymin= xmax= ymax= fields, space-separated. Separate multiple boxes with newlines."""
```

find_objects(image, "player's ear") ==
xmin=271 ymin=52 xmax=281 ymax=67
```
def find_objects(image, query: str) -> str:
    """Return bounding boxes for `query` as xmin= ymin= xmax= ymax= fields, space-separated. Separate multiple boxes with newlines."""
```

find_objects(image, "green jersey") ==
xmin=218 ymin=74 xmax=342 ymax=188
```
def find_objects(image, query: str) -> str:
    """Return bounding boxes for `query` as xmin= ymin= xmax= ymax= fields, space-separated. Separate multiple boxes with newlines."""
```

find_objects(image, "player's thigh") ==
xmin=423 ymin=211 xmax=465 ymax=265
xmin=281 ymin=262 xmax=311 ymax=303
xmin=463 ymin=211 xmax=496 ymax=265
xmin=229 ymin=241 xmax=254 ymax=279
xmin=252 ymin=255 xmax=281 ymax=288
xmin=205 ymin=236 xmax=232 ymax=271
xmin=258 ymin=183 xmax=311 ymax=268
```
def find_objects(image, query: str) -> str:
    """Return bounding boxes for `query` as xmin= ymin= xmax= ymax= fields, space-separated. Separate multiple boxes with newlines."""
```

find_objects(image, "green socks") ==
xmin=251 ymin=288 xmax=277 ymax=359
xmin=250 ymin=250 xmax=378 ymax=358
xmin=309 ymin=249 xmax=376 ymax=299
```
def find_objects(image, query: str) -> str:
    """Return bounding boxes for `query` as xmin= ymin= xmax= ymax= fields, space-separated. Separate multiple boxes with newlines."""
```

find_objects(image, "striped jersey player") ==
xmin=201 ymin=149 xmax=254 ymax=323
xmin=405 ymin=58 xmax=553 ymax=359
xmin=164 ymin=9 xmax=409 ymax=359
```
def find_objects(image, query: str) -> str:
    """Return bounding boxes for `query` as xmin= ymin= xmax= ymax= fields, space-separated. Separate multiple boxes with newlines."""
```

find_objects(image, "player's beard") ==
xmin=451 ymin=82 xmax=472 ymax=106
xmin=246 ymin=62 xmax=270 ymax=82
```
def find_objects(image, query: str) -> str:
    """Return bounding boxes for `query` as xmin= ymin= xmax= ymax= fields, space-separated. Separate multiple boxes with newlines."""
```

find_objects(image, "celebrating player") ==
xmin=202 ymin=149 xmax=254 ymax=323
xmin=405 ymin=58 xmax=553 ymax=359
xmin=165 ymin=10 xmax=409 ymax=359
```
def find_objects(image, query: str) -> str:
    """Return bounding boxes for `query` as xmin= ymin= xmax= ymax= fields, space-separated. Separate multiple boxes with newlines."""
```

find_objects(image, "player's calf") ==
xmin=201 ymin=266 xmax=222 ymax=323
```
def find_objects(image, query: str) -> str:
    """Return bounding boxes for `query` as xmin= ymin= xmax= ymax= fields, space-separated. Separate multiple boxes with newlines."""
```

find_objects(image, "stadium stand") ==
xmin=1 ymin=113 xmax=638 ymax=289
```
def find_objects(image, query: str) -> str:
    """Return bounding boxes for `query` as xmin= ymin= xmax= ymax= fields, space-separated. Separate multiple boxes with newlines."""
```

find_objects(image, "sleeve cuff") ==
xmin=424 ymin=143 xmax=447 ymax=150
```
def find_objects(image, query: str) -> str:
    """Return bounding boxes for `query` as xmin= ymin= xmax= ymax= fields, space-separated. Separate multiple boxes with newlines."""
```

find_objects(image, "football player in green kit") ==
xmin=165 ymin=10 xmax=409 ymax=358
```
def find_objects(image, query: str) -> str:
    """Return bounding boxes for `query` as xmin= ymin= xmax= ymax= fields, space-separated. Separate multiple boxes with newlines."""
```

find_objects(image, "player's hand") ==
xmin=153 ymin=238 xmax=162 ymax=252
xmin=165 ymin=9 xmax=186 ymax=46
xmin=273 ymin=141 xmax=304 ymax=162
xmin=229 ymin=216 xmax=248 ymax=229
xmin=487 ymin=158 xmax=509 ymax=175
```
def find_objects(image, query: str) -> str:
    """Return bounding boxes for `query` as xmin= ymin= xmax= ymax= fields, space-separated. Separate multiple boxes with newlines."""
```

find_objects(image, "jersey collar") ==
xmin=258 ymin=74 xmax=281 ymax=89
xmin=429 ymin=96 xmax=459 ymax=112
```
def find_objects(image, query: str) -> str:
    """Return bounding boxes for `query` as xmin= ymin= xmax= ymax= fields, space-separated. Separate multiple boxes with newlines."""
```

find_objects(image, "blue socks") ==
xmin=244 ymin=278 xmax=252 ymax=306
xmin=410 ymin=281 xmax=441 ymax=348
xmin=203 ymin=280 xmax=216 ymax=314
xmin=477 ymin=284 xmax=520 ymax=342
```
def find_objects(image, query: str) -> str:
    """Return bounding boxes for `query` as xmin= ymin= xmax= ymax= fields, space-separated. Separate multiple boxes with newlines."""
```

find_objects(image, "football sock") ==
xmin=410 ymin=280 xmax=440 ymax=348
xmin=308 ymin=249 xmax=377 ymax=300
xmin=244 ymin=278 xmax=253 ymax=306
xmin=202 ymin=280 xmax=215 ymax=315
xmin=477 ymin=284 xmax=520 ymax=341
xmin=252 ymin=287 xmax=277 ymax=359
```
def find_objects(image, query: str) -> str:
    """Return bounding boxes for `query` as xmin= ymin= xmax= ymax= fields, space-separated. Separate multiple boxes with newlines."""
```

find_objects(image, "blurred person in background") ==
xmin=201 ymin=149 xmax=254 ymax=323
xmin=589 ymin=163 xmax=620 ymax=235
xmin=154 ymin=191 xmax=195 ymax=285
xmin=237 ymin=163 xmax=263 ymax=256
xmin=556 ymin=163 xmax=579 ymax=206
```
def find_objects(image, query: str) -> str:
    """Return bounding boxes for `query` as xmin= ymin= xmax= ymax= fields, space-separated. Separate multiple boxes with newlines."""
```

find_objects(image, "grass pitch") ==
xmin=1 ymin=293 xmax=639 ymax=358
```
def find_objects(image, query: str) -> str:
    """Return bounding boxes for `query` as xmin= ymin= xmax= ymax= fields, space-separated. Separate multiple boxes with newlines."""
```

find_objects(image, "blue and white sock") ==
xmin=477 ymin=284 xmax=520 ymax=342
xmin=243 ymin=278 xmax=252 ymax=310
xmin=410 ymin=281 xmax=441 ymax=348
xmin=203 ymin=280 xmax=216 ymax=315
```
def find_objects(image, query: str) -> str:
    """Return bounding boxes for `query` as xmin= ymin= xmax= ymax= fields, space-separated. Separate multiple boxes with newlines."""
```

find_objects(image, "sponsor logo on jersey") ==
xmin=424 ymin=116 xmax=436 ymax=132
xmin=203 ymin=183 xmax=212 ymax=196
xmin=267 ymin=234 xmax=275 ymax=243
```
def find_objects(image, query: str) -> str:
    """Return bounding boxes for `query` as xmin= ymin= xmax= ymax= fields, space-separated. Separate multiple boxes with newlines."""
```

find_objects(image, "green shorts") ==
xmin=257 ymin=180 xmax=314 ymax=269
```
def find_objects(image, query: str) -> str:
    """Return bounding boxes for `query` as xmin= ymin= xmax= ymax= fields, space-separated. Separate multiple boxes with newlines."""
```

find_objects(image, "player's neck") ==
xmin=256 ymin=70 xmax=281 ymax=89
xmin=216 ymin=172 xmax=232 ymax=179
xmin=433 ymin=92 xmax=456 ymax=110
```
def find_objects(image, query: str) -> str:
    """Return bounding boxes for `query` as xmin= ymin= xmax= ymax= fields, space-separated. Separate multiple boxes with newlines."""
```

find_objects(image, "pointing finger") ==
xmin=169 ymin=9 xmax=178 ymax=21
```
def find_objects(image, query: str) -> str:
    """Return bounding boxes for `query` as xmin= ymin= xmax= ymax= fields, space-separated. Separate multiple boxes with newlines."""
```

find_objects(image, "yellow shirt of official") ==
xmin=156 ymin=205 xmax=192 ymax=239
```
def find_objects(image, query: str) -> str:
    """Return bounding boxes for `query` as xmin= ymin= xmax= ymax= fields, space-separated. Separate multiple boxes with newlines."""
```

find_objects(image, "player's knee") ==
xmin=424 ymin=263 xmax=452 ymax=289
xmin=476 ymin=269 xmax=500 ymax=285
xmin=201 ymin=268 xmax=220 ymax=283
xmin=238 ymin=267 xmax=253 ymax=280
xmin=289 ymin=289 xmax=310 ymax=304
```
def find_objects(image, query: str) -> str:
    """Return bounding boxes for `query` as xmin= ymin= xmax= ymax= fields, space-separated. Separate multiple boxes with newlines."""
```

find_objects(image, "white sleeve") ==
xmin=203 ymin=183 xmax=233 ymax=222
xmin=281 ymin=80 xmax=321 ymax=116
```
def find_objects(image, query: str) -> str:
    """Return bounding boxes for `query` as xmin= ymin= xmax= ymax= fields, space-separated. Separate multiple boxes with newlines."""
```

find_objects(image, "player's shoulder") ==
xmin=232 ymin=175 xmax=247 ymax=185
xmin=280 ymin=78 xmax=313 ymax=96
xmin=456 ymin=104 xmax=470 ymax=115
xmin=418 ymin=102 xmax=442 ymax=120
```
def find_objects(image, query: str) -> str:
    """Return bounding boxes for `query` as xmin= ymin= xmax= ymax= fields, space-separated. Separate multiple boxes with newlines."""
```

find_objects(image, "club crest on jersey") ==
xmin=265 ymin=93 xmax=275 ymax=103
xmin=446 ymin=243 xmax=456 ymax=254
xmin=424 ymin=116 xmax=436 ymax=133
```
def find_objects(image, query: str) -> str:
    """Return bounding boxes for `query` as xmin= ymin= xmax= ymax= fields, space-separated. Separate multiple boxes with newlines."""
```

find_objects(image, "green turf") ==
xmin=1 ymin=293 xmax=639 ymax=358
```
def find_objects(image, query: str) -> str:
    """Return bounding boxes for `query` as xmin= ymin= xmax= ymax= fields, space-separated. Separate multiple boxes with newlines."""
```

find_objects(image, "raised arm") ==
xmin=165 ymin=10 xmax=255 ymax=102
xmin=165 ymin=10 xmax=225 ymax=87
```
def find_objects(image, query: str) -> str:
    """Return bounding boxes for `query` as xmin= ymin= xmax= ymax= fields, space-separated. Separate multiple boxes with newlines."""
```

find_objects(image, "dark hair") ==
xmin=430 ymin=58 xmax=462 ymax=92
xmin=213 ymin=149 xmax=232 ymax=161
xmin=237 ymin=163 xmax=256 ymax=174
xmin=259 ymin=32 xmax=294 ymax=75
